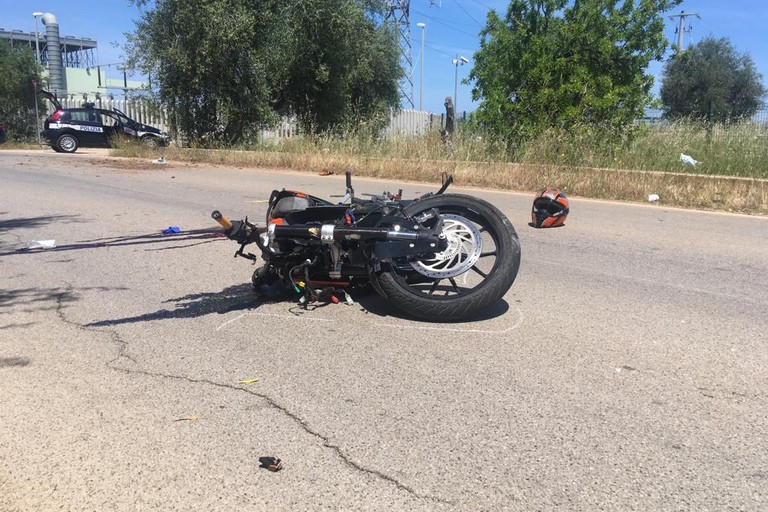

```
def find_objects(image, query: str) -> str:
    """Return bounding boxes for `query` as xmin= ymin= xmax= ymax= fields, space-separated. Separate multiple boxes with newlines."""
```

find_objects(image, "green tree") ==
xmin=0 ymin=40 xmax=42 ymax=141
xmin=468 ymin=0 xmax=681 ymax=143
xmin=276 ymin=0 xmax=401 ymax=133
xmin=660 ymin=36 xmax=766 ymax=123
xmin=126 ymin=0 xmax=400 ymax=144
xmin=127 ymin=0 xmax=288 ymax=145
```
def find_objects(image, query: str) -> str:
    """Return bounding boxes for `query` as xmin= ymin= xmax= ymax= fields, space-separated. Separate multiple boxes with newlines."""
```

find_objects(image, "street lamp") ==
xmin=416 ymin=22 xmax=426 ymax=112
xmin=451 ymin=55 xmax=469 ymax=116
xmin=32 ymin=12 xmax=44 ymax=146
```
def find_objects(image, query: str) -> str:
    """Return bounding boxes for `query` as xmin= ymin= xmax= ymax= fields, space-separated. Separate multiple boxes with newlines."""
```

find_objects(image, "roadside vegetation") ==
xmin=0 ymin=40 xmax=43 ymax=141
xmin=110 ymin=117 xmax=768 ymax=215
xmin=126 ymin=0 xmax=400 ymax=145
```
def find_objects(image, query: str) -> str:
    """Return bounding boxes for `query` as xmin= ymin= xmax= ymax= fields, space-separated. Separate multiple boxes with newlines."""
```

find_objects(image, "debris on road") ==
xmin=28 ymin=239 xmax=56 ymax=249
xmin=162 ymin=226 xmax=181 ymax=234
xmin=173 ymin=416 xmax=198 ymax=422
xmin=238 ymin=378 xmax=259 ymax=385
xmin=259 ymin=457 xmax=284 ymax=472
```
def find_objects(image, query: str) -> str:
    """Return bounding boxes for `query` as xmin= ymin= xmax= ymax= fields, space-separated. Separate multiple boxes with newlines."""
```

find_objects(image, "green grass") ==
xmin=521 ymin=121 xmax=768 ymax=178
xmin=212 ymin=119 xmax=766 ymax=180
xmin=4 ymin=117 xmax=768 ymax=179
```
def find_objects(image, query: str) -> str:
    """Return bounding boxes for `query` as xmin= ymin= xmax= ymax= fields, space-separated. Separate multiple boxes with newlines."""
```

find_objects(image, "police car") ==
xmin=40 ymin=96 xmax=169 ymax=153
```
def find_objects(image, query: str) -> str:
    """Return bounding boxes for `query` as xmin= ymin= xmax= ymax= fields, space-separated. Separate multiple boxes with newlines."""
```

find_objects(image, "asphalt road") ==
xmin=1 ymin=149 xmax=767 ymax=511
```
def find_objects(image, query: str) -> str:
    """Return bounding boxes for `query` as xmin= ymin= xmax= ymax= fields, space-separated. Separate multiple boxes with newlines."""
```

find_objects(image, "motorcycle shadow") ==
xmin=87 ymin=282 xmax=511 ymax=327
xmin=2 ymin=228 xmax=225 ymax=257
xmin=352 ymin=289 xmax=511 ymax=323
xmin=87 ymin=283 xmax=261 ymax=327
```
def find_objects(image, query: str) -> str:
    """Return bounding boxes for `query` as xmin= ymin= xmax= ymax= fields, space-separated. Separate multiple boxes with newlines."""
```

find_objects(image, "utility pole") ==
xmin=386 ymin=0 xmax=415 ymax=109
xmin=668 ymin=10 xmax=701 ymax=50
xmin=32 ymin=12 xmax=44 ymax=64
xmin=416 ymin=22 xmax=425 ymax=112
xmin=451 ymin=55 xmax=468 ymax=116
xmin=32 ymin=12 xmax=44 ymax=147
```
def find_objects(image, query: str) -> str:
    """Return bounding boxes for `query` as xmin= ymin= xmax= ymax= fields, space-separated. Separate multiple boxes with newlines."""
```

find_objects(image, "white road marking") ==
xmin=215 ymin=306 xmax=524 ymax=334
xmin=216 ymin=311 xmax=333 ymax=331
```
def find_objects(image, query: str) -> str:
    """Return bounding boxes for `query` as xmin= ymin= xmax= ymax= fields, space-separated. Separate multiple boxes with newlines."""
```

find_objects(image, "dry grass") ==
xmin=113 ymin=141 xmax=768 ymax=215
xmin=0 ymin=142 xmax=45 ymax=150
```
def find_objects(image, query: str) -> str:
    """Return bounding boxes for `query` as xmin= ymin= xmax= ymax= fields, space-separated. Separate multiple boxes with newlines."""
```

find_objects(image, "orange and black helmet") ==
xmin=531 ymin=187 xmax=569 ymax=228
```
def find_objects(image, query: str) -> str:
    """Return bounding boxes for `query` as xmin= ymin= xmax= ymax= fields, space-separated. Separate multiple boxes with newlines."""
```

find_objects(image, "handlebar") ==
xmin=211 ymin=210 xmax=233 ymax=230
xmin=211 ymin=209 xmax=261 ymax=248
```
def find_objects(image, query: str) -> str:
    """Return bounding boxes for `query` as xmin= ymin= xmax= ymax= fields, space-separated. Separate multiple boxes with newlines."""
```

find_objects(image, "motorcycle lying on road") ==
xmin=212 ymin=172 xmax=521 ymax=322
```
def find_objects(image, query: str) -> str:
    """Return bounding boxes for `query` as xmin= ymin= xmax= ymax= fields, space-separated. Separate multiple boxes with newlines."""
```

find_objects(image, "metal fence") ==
xmin=51 ymin=99 xmax=456 ymax=140
xmin=52 ymin=97 xmax=766 ymax=141
xmin=383 ymin=109 xmax=451 ymax=136
xmin=640 ymin=107 xmax=768 ymax=125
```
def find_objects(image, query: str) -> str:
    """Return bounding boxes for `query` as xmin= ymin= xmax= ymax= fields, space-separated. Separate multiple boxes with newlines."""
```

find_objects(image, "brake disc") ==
xmin=410 ymin=214 xmax=483 ymax=278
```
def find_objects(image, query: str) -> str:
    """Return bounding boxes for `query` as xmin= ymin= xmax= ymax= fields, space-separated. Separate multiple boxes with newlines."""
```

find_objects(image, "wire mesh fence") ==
xmin=29 ymin=96 xmax=768 ymax=144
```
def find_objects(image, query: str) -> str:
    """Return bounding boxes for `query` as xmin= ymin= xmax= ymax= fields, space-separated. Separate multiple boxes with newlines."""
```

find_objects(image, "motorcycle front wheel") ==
xmin=375 ymin=193 xmax=521 ymax=322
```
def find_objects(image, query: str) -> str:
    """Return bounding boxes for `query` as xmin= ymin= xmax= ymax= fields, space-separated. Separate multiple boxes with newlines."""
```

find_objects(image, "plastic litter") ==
xmin=648 ymin=194 xmax=660 ymax=202
xmin=152 ymin=157 xmax=167 ymax=164
xmin=680 ymin=153 xmax=698 ymax=167
xmin=162 ymin=226 xmax=181 ymax=234
xmin=28 ymin=240 xmax=56 ymax=249
xmin=238 ymin=378 xmax=259 ymax=385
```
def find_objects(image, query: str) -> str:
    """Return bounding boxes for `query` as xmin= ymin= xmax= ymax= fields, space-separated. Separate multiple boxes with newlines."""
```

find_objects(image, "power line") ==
xmin=411 ymin=8 xmax=480 ymax=39
xmin=450 ymin=0 xmax=483 ymax=27
xmin=424 ymin=42 xmax=460 ymax=58
xmin=411 ymin=8 xmax=472 ymax=29
xmin=468 ymin=0 xmax=494 ymax=10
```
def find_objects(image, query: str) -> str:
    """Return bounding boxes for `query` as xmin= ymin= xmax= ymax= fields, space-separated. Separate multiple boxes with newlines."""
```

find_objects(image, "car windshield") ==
xmin=111 ymin=109 xmax=138 ymax=126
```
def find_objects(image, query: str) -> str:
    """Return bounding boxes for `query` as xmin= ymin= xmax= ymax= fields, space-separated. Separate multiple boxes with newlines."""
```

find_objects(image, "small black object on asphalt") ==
xmin=259 ymin=456 xmax=284 ymax=472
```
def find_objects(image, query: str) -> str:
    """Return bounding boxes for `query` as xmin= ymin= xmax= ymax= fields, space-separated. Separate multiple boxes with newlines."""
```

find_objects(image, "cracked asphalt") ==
xmin=1 ymin=149 xmax=767 ymax=511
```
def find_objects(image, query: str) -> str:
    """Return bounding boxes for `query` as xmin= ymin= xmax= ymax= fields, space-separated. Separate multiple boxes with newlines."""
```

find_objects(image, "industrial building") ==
xmin=0 ymin=12 xmax=145 ymax=100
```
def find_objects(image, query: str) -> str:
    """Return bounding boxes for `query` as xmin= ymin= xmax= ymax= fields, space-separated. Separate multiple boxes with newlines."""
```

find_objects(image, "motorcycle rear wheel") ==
xmin=375 ymin=194 xmax=520 ymax=322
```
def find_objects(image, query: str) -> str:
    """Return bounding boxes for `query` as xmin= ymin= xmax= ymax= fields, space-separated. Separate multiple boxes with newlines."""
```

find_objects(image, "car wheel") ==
xmin=141 ymin=136 xmax=159 ymax=149
xmin=51 ymin=145 xmax=63 ymax=153
xmin=56 ymin=134 xmax=79 ymax=153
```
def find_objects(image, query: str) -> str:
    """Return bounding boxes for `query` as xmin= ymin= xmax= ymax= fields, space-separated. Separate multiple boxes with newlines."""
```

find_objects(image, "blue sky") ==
xmin=2 ymin=0 xmax=767 ymax=114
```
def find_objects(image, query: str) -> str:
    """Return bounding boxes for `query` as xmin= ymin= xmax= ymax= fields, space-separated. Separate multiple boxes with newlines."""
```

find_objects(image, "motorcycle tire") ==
xmin=251 ymin=265 xmax=284 ymax=299
xmin=375 ymin=194 xmax=520 ymax=322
